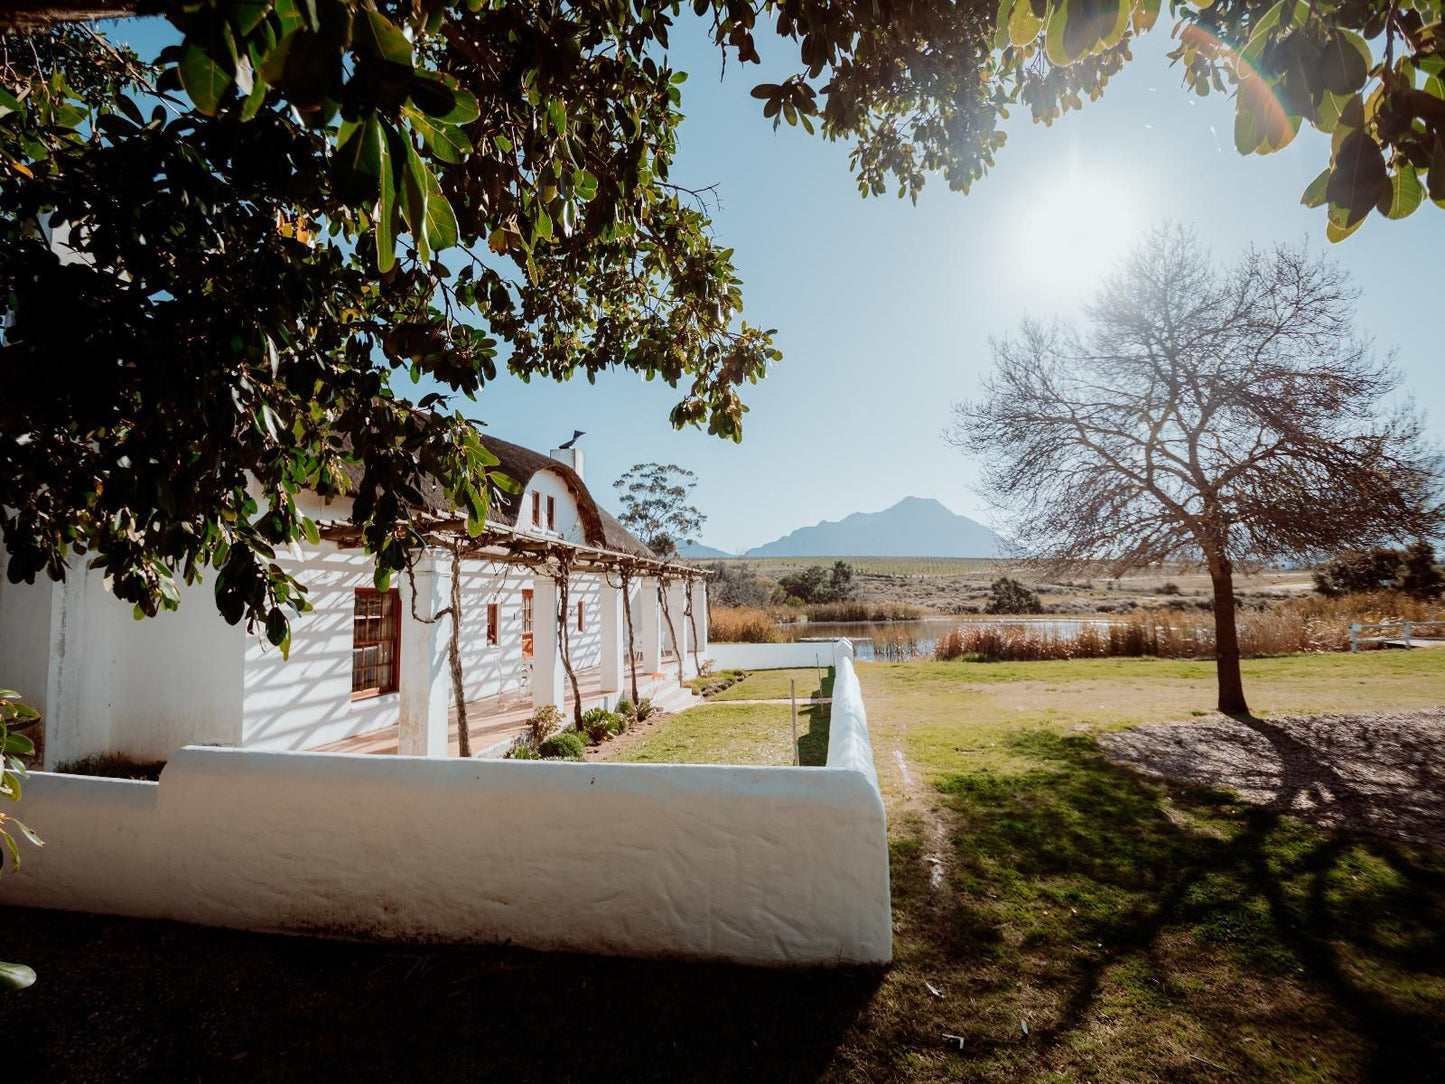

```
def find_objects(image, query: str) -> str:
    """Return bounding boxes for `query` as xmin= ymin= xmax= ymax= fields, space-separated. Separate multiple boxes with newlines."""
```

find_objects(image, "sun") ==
xmin=1011 ymin=165 xmax=1153 ymax=299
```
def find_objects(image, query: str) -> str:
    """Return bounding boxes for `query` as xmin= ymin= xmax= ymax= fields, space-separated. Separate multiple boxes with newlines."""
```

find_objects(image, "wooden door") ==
xmin=521 ymin=589 xmax=534 ymax=658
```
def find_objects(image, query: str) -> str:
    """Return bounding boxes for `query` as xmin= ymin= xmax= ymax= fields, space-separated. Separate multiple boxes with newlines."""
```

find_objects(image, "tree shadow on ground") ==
xmin=912 ymin=730 xmax=1445 ymax=1081
xmin=797 ymin=705 xmax=831 ymax=766
xmin=1 ymin=908 xmax=880 ymax=1084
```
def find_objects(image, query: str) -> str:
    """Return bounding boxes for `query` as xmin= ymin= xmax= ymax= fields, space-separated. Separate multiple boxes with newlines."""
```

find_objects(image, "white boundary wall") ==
xmin=0 ymin=657 xmax=890 ymax=966
xmin=706 ymin=638 xmax=854 ymax=672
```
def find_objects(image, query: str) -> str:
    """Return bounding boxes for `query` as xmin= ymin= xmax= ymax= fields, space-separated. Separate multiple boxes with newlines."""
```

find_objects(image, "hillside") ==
xmin=745 ymin=497 xmax=1005 ymax=558
xmin=677 ymin=541 xmax=735 ymax=558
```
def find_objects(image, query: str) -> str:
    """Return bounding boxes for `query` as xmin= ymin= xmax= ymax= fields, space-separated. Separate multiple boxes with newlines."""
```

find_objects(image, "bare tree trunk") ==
xmin=621 ymin=570 xmax=639 ymax=702
xmin=448 ymin=546 xmax=471 ymax=758
xmin=1208 ymin=554 xmax=1249 ymax=716
xmin=555 ymin=567 xmax=583 ymax=728
xmin=684 ymin=582 xmax=701 ymax=674
xmin=657 ymin=579 xmax=684 ymax=686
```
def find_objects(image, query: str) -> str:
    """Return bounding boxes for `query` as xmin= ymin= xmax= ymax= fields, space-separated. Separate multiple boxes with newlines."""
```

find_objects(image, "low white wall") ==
xmin=1 ymin=656 xmax=890 ymax=966
xmin=706 ymin=638 xmax=854 ymax=672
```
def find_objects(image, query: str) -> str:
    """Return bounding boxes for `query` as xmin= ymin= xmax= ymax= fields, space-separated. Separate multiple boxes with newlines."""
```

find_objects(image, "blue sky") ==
xmin=109 ymin=18 xmax=1444 ymax=553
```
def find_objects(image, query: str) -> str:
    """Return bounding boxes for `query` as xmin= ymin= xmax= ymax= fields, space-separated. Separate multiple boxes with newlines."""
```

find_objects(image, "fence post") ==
xmin=1405 ymin=620 xmax=1413 ymax=648
xmin=790 ymin=678 xmax=799 ymax=766
xmin=1350 ymin=623 xmax=1360 ymax=653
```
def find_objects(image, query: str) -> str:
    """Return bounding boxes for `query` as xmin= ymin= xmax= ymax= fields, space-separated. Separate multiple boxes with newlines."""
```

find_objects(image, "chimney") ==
xmin=550 ymin=446 xmax=584 ymax=480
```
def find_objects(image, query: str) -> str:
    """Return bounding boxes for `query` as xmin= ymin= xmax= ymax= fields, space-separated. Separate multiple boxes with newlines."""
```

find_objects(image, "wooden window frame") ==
xmin=531 ymin=491 xmax=542 ymax=527
xmin=486 ymin=602 xmax=500 ymax=646
xmin=546 ymin=494 xmax=556 ymax=531
xmin=577 ymin=599 xmax=585 ymax=632
xmin=351 ymin=587 xmax=401 ymax=701
xmin=521 ymin=589 xmax=534 ymax=659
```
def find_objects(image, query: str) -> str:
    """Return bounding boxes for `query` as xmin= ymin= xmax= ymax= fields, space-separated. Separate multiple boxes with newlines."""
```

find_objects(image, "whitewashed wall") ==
xmin=241 ymin=546 xmax=398 ymax=752
xmin=0 ymin=566 xmax=246 ymax=766
xmin=1 ymin=659 xmax=890 ymax=965
xmin=706 ymin=639 xmax=855 ymax=672
xmin=518 ymin=468 xmax=587 ymax=546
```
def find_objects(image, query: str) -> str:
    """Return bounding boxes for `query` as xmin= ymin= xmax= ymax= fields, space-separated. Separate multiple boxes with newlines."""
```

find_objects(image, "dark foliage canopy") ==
xmin=2 ymin=0 xmax=1440 ymax=648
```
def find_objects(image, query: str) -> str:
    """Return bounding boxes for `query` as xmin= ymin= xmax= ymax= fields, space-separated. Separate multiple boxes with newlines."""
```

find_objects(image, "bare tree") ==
xmin=950 ymin=226 xmax=1440 ymax=715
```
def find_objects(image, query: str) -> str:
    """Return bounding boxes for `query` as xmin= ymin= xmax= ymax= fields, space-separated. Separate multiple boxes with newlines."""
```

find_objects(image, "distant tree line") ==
xmin=1314 ymin=541 xmax=1443 ymax=601
xmin=702 ymin=561 xmax=857 ymax=608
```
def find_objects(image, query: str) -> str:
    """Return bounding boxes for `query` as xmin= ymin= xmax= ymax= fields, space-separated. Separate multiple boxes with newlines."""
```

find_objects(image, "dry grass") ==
xmin=706 ymin=606 xmax=783 ymax=643
xmin=934 ymin=590 xmax=1445 ymax=661
xmin=709 ymin=601 xmax=925 ymax=641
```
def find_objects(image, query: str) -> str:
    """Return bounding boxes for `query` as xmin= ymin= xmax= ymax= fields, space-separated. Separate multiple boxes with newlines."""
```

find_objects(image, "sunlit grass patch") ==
xmin=610 ymin=702 xmax=830 ymax=766
xmin=705 ymin=667 xmax=834 ymax=702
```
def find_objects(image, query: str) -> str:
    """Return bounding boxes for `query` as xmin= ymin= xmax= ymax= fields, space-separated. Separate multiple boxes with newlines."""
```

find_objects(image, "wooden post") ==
xmin=1350 ymin=623 xmax=1360 ymax=653
xmin=790 ymin=678 xmax=799 ymax=766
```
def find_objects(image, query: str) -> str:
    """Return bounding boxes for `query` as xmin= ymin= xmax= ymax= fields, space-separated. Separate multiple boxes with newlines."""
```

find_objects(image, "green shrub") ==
xmin=503 ymin=737 xmax=539 ymax=760
xmin=611 ymin=713 xmax=628 ymax=735
xmin=615 ymin=698 xmax=635 ymax=719
xmin=538 ymin=732 xmax=586 ymax=761
xmin=580 ymin=707 xmax=621 ymax=744
xmin=635 ymin=697 xmax=656 ymax=722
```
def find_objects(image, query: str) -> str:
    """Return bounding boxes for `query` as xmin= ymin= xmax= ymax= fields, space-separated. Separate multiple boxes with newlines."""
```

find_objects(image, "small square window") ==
xmin=531 ymin=491 xmax=542 ymax=527
xmin=546 ymin=495 xmax=556 ymax=531
xmin=486 ymin=603 xmax=499 ymax=646
xmin=577 ymin=599 xmax=585 ymax=632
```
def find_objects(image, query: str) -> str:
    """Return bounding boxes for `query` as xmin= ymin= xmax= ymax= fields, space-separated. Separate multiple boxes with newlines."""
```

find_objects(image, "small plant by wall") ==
xmin=538 ymin=732 xmax=586 ymax=761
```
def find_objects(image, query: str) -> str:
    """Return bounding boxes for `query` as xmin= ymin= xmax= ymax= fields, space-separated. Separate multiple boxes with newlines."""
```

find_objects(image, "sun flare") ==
xmin=1013 ymin=166 xmax=1153 ymax=297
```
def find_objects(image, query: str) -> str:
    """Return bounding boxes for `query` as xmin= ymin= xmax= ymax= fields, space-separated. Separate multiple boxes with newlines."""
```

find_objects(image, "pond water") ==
xmin=777 ymin=617 xmax=1116 ymax=661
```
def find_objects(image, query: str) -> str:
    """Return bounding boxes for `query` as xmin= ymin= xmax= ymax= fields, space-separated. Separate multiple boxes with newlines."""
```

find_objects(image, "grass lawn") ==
xmin=705 ymin=666 xmax=835 ymax=702
xmin=610 ymin=701 xmax=830 ymax=766
xmin=6 ymin=650 xmax=1445 ymax=1082
xmin=850 ymin=649 xmax=1445 ymax=1081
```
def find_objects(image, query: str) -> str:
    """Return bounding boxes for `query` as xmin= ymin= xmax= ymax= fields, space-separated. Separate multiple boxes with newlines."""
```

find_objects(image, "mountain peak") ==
xmin=745 ymin=498 xmax=1002 ymax=558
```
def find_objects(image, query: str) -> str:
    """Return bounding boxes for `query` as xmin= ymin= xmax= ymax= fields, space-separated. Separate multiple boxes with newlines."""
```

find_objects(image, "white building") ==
xmin=0 ymin=438 xmax=709 ymax=767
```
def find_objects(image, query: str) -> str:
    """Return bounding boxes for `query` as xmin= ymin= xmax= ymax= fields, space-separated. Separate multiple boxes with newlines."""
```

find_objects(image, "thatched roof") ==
xmin=337 ymin=434 xmax=656 ymax=560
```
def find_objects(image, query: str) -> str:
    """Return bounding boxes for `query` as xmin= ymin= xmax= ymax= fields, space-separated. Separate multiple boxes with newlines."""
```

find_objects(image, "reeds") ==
xmin=932 ymin=590 xmax=1444 ymax=662
xmin=708 ymin=607 xmax=783 ymax=643
xmin=708 ymin=601 xmax=927 ymax=641
xmin=800 ymin=600 xmax=926 ymax=622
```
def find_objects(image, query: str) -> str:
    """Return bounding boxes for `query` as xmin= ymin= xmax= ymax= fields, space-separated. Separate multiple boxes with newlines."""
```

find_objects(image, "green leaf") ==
xmin=178 ymin=42 xmax=233 ymax=116
xmin=332 ymin=113 xmax=385 ymax=204
xmin=406 ymin=111 xmax=471 ymax=164
xmin=0 ymin=961 xmax=36 ymax=992
xmin=1327 ymin=130 xmax=1389 ymax=222
xmin=403 ymin=139 xmax=458 ymax=254
xmin=1319 ymin=30 xmax=1371 ymax=96
xmin=10 ymin=818 xmax=42 ymax=848
xmin=3 ymin=732 xmax=34 ymax=757
xmin=1428 ymin=135 xmax=1445 ymax=204
xmin=1325 ymin=202 xmax=1366 ymax=242
xmin=353 ymin=9 xmax=413 ymax=69
xmin=399 ymin=136 xmax=430 ymax=261
xmin=1300 ymin=166 xmax=1330 ymax=207
xmin=1376 ymin=167 xmax=1423 ymax=220
xmin=376 ymin=130 xmax=398 ymax=272
xmin=1008 ymin=0 xmax=1044 ymax=46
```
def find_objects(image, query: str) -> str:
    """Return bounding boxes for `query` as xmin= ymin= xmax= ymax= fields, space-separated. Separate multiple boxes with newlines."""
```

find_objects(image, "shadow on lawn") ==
xmin=797 ymin=704 xmax=831 ymax=766
xmin=915 ymin=730 xmax=1445 ymax=1081
xmin=1 ymin=908 xmax=881 ymax=1083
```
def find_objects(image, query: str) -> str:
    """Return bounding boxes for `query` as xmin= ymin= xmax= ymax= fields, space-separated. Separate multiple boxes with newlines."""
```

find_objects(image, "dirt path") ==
xmin=1100 ymin=707 xmax=1445 ymax=848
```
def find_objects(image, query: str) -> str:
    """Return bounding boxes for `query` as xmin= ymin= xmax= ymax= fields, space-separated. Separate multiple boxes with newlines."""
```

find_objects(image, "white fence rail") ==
xmin=1 ymin=654 xmax=890 ymax=966
xmin=705 ymin=638 xmax=854 ymax=671
xmin=1349 ymin=620 xmax=1445 ymax=651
